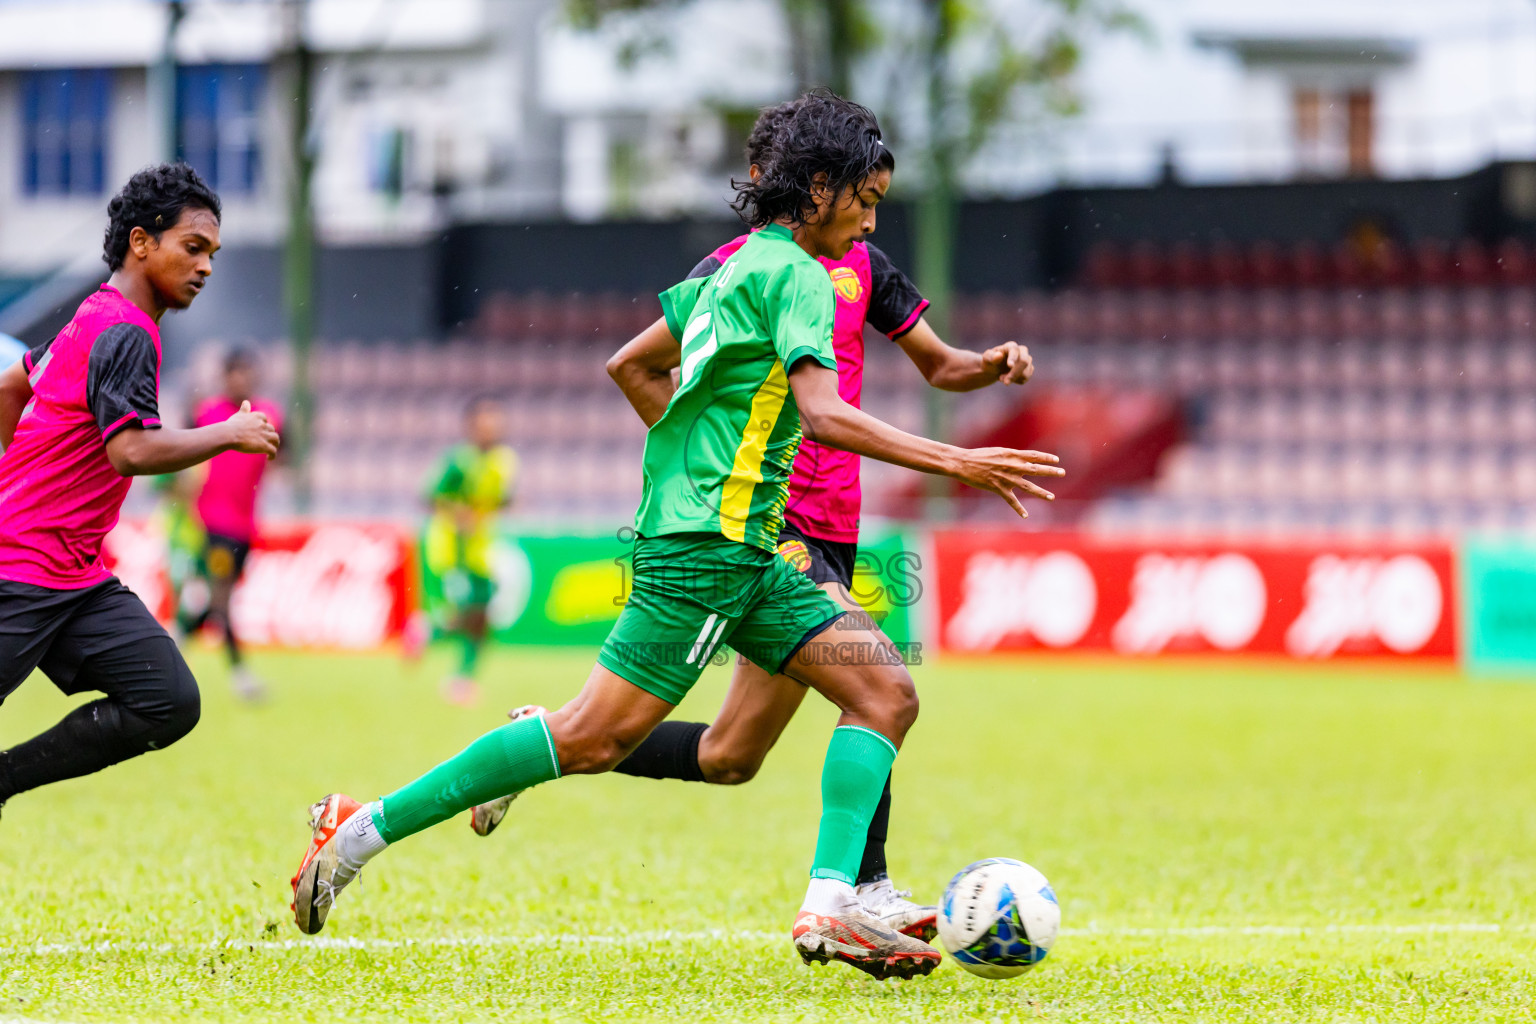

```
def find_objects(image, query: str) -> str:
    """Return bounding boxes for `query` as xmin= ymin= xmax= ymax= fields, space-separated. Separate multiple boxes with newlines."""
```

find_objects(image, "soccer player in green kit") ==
xmin=289 ymin=94 xmax=1063 ymax=978
xmin=420 ymin=397 xmax=518 ymax=705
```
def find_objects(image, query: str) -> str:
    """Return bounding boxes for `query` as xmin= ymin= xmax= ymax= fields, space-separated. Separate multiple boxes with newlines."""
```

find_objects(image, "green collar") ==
xmin=761 ymin=223 xmax=794 ymax=241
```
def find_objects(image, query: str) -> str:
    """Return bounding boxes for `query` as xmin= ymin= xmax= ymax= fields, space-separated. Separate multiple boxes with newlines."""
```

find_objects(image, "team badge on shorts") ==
xmin=776 ymin=538 xmax=813 ymax=574
xmin=829 ymin=266 xmax=865 ymax=303
xmin=207 ymin=546 xmax=235 ymax=580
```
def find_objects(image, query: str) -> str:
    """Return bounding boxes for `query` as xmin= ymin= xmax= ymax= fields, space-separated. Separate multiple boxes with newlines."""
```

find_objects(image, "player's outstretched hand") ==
xmin=953 ymin=447 xmax=1063 ymax=518
xmin=981 ymin=341 xmax=1033 ymax=385
xmin=228 ymin=399 xmax=281 ymax=459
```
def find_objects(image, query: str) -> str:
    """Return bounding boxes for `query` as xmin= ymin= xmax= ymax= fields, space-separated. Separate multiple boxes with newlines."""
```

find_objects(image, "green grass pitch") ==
xmin=2 ymin=647 xmax=1535 ymax=1022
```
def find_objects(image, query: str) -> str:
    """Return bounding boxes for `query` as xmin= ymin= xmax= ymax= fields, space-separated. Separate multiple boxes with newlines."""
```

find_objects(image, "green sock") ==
xmin=809 ymin=725 xmax=898 ymax=885
xmin=375 ymin=717 xmax=561 ymax=843
xmin=455 ymin=633 xmax=481 ymax=677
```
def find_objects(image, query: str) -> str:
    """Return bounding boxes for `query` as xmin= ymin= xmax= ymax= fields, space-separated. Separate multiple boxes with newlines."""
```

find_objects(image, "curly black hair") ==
xmin=730 ymin=91 xmax=893 ymax=230
xmin=744 ymin=98 xmax=801 ymax=171
xmin=102 ymin=163 xmax=222 ymax=272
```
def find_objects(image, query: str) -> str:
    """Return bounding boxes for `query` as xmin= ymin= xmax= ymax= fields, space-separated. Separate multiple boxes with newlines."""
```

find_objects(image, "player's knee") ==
xmin=148 ymin=661 xmax=202 ymax=749
xmin=872 ymin=666 xmax=919 ymax=737
xmin=894 ymin=680 xmax=919 ymax=734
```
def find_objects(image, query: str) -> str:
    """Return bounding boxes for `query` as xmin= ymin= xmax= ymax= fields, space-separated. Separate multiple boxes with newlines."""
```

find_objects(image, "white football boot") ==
xmin=856 ymin=877 xmax=938 ymax=942
xmin=468 ymin=704 xmax=548 ymax=837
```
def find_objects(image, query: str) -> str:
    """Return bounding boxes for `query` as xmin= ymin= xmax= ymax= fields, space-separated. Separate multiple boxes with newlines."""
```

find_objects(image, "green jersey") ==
xmin=425 ymin=443 xmax=517 ymax=578
xmin=639 ymin=224 xmax=837 ymax=551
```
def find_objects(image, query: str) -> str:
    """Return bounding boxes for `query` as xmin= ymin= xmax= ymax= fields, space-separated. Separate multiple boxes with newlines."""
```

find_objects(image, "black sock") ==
xmin=0 ymin=696 xmax=196 ymax=799
xmin=612 ymin=721 xmax=708 ymax=782
xmin=855 ymin=771 xmax=893 ymax=885
xmin=0 ymin=636 xmax=200 ymax=803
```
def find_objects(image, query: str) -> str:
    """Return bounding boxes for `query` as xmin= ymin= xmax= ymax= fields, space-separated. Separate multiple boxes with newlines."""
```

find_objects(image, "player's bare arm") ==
xmin=106 ymin=400 xmax=278 ymax=477
xmin=0 ymin=359 xmax=31 ymax=447
xmin=788 ymin=357 xmax=1061 ymax=518
xmin=895 ymin=318 xmax=1032 ymax=391
xmin=607 ymin=317 xmax=680 ymax=427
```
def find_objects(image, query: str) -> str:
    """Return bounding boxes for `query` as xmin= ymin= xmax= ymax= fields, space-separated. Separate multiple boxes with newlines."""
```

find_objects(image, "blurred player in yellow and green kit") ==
xmin=421 ymin=396 xmax=516 ymax=705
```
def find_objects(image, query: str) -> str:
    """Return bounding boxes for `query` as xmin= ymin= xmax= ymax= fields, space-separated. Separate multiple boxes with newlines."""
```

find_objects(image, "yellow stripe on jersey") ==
xmin=720 ymin=359 xmax=790 ymax=543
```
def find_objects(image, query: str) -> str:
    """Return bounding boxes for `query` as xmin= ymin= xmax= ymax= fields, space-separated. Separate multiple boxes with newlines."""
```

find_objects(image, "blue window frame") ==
xmin=177 ymin=64 xmax=264 ymax=194
xmin=21 ymin=69 xmax=110 ymax=196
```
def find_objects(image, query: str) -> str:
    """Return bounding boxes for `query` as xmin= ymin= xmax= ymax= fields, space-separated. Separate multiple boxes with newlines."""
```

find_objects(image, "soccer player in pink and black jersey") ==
xmin=470 ymin=100 xmax=1034 ymax=938
xmin=184 ymin=349 xmax=283 ymax=701
xmin=0 ymin=165 xmax=279 ymax=817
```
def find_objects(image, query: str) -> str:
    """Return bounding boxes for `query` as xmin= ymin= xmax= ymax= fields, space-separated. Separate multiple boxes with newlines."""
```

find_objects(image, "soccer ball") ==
xmin=936 ymin=858 xmax=1060 ymax=979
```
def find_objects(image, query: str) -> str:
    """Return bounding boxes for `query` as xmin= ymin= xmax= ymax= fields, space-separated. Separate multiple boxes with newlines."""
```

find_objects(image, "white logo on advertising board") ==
xmin=1112 ymin=553 xmax=1267 ymax=654
xmin=1284 ymin=554 xmax=1443 ymax=657
xmin=487 ymin=539 xmax=534 ymax=630
xmin=233 ymin=527 xmax=403 ymax=649
xmin=946 ymin=551 xmax=1097 ymax=650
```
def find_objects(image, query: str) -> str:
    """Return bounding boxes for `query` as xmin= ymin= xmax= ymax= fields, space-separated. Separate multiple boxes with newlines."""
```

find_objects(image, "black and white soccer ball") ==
xmin=936 ymin=857 xmax=1060 ymax=979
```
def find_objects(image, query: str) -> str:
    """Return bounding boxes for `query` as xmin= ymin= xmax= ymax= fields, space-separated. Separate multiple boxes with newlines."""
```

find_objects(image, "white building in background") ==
xmin=974 ymin=0 xmax=1536 ymax=192
xmin=0 ymin=0 xmax=1535 ymax=278
xmin=0 ymin=0 xmax=793 ymax=275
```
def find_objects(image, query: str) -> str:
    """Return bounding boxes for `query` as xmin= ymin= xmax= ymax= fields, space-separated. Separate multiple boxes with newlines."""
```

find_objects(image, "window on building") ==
xmin=177 ymin=64 xmax=264 ymax=194
xmin=1293 ymin=85 xmax=1375 ymax=179
xmin=21 ymin=69 xmax=110 ymax=196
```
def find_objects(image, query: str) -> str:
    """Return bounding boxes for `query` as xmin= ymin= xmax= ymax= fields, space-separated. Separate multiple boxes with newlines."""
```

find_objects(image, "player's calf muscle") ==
xmin=548 ymin=722 xmax=634 ymax=775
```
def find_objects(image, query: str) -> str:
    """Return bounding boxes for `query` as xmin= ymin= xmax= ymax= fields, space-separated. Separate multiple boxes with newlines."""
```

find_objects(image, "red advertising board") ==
xmin=103 ymin=520 xmax=415 ymax=650
xmin=933 ymin=530 xmax=1457 ymax=658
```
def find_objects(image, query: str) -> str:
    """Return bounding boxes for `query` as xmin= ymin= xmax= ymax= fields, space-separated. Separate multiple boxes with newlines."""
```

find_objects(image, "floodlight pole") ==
xmin=150 ymin=0 xmax=185 ymax=163
xmin=914 ymin=0 xmax=957 ymax=521
xmin=282 ymin=0 xmax=316 ymax=512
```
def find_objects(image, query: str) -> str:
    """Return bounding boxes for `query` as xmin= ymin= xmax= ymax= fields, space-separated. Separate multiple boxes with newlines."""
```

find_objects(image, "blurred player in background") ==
xmin=153 ymin=468 xmax=207 ymax=640
xmin=179 ymin=349 xmax=282 ymax=702
xmin=420 ymin=396 xmax=517 ymax=706
xmin=470 ymin=97 xmax=1035 ymax=941
xmin=0 ymin=165 xmax=278 ymax=816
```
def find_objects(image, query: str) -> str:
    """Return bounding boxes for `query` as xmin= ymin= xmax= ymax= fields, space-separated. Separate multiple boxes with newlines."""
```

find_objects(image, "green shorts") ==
xmin=442 ymin=568 xmax=495 ymax=610
xmin=596 ymin=532 xmax=845 ymax=705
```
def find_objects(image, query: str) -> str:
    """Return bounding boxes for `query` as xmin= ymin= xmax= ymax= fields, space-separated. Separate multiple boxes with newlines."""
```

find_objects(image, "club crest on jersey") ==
xmin=776 ymin=539 xmax=813 ymax=573
xmin=829 ymin=266 xmax=865 ymax=304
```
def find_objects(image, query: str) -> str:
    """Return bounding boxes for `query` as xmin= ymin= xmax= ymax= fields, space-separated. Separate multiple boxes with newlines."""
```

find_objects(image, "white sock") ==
xmin=801 ymin=877 xmax=860 ymax=917
xmin=336 ymin=801 xmax=389 ymax=874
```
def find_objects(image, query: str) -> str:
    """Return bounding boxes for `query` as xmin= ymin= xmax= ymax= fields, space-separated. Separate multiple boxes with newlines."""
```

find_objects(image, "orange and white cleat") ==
xmin=468 ymin=705 xmax=548 ymax=837
xmin=290 ymin=793 xmax=364 ymax=935
xmin=792 ymin=909 xmax=942 ymax=980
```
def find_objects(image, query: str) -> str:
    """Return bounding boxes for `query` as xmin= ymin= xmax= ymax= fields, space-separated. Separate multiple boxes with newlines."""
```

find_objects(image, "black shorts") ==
xmin=0 ymin=577 xmax=168 ymax=701
xmin=204 ymin=533 xmax=251 ymax=582
xmin=774 ymin=521 xmax=857 ymax=590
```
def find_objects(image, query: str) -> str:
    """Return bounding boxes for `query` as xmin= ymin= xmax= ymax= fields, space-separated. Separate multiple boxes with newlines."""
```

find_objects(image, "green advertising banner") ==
xmin=847 ymin=528 xmax=920 ymax=648
xmin=419 ymin=526 xmax=926 ymax=652
xmin=1461 ymin=539 xmax=1536 ymax=675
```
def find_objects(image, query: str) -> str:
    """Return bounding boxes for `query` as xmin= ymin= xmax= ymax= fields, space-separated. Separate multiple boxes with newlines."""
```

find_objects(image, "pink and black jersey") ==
xmin=195 ymin=396 xmax=281 ymax=542
xmin=688 ymin=237 xmax=928 ymax=543
xmin=0 ymin=285 xmax=162 ymax=589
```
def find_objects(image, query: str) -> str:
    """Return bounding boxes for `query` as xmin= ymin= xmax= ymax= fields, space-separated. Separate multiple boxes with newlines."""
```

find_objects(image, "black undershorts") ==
xmin=203 ymin=532 xmax=251 ymax=582
xmin=774 ymin=521 xmax=857 ymax=590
